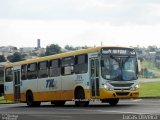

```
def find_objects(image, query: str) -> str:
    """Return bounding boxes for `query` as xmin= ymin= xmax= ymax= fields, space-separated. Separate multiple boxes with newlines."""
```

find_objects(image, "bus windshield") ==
xmin=101 ymin=55 xmax=137 ymax=81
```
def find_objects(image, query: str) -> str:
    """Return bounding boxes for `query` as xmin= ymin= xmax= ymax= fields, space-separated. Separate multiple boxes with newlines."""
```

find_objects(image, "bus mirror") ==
xmin=101 ymin=60 xmax=104 ymax=67
xmin=136 ymin=64 xmax=139 ymax=75
xmin=137 ymin=60 xmax=141 ymax=74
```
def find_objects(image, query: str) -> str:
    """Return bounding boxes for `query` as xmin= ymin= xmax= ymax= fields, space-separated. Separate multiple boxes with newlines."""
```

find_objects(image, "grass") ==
xmin=0 ymin=96 xmax=13 ymax=104
xmin=140 ymin=82 xmax=160 ymax=97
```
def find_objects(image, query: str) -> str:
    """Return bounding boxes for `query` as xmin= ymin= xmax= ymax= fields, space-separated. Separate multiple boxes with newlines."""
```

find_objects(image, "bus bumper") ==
xmin=99 ymin=88 xmax=139 ymax=99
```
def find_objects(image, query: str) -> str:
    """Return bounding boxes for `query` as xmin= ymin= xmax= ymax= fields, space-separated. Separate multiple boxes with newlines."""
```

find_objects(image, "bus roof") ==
xmin=4 ymin=46 xmax=134 ymax=68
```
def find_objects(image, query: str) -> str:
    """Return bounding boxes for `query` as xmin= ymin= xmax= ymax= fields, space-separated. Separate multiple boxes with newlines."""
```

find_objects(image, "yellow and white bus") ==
xmin=4 ymin=46 xmax=139 ymax=106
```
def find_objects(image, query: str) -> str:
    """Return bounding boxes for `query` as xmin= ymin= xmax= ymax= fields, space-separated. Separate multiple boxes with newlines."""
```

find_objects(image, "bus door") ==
xmin=90 ymin=58 xmax=100 ymax=97
xmin=13 ymin=69 xmax=21 ymax=102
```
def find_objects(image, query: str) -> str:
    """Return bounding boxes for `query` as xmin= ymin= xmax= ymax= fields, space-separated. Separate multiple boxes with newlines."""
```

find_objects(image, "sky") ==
xmin=0 ymin=0 xmax=160 ymax=48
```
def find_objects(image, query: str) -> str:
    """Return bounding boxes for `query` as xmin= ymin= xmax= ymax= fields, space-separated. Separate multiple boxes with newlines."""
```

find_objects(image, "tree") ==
xmin=134 ymin=47 xmax=142 ymax=55
xmin=45 ymin=44 xmax=62 ymax=56
xmin=147 ymin=46 xmax=158 ymax=52
xmin=0 ymin=55 xmax=6 ymax=62
xmin=7 ymin=52 xmax=23 ymax=62
xmin=64 ymin=45 xmax=77 ymax=51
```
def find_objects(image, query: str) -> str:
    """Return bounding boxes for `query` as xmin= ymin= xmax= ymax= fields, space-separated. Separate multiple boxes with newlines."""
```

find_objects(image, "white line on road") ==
xmin=96 ymin=110 xmax=148 ymax=115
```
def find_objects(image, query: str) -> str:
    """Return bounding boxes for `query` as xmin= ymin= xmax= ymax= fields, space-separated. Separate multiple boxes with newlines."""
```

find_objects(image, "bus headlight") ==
xmin=103 ymin=84 xmax=114 ymax=91
xmin=104 ymin=84 xmax=108 ymax=89
xmin=131 ymin=84 xmax=140 ymax=90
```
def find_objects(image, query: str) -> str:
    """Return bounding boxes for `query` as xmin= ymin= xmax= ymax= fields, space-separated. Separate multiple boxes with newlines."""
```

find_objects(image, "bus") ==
xmin=4 ymin=46 xmax=139 ymax=106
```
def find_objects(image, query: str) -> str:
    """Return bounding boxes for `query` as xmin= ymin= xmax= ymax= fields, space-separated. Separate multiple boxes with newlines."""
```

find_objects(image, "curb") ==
xmin=139 ymin=97 xmax=160 ymax=99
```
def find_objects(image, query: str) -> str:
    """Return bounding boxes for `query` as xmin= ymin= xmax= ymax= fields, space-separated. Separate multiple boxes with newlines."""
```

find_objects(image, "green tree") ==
xmin=0 ymin=55 xmax=6 ymax=62
xmin=147 ymin=45 xmax=158 ymax=52
xmin=45 ymin=44 xmax=62 ymax=56
xmin=64 ymin=45 xmax=77 ymax=51
xmin=7 ymin=52 xmax=23 ymax=62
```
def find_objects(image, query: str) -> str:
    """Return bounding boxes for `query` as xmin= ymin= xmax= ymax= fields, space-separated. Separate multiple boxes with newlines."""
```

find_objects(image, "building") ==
xmin=0 ymin=46 xmax=18 ymax=57
xmin=37 ymin=39 xmax=41 ymax=48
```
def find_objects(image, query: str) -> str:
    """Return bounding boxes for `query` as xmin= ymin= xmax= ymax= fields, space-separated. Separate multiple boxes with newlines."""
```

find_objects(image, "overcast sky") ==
xmin=1 ymin=0 xmax=160 ymax=48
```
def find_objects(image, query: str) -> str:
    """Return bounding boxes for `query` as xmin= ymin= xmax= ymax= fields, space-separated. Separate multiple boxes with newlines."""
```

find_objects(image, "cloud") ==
xmin=1 ymin=19 xmax=160 ymax=48
xmin=1 ymin=0 xmax=160 ymax=48
xmin=1 ymin=0 xmax=160 ymax=25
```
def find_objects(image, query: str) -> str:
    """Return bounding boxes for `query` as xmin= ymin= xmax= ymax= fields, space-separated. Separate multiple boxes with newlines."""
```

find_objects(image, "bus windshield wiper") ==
xmin=110 ymin=55 xmax=120 ymax=63
xmin=122 ymin=55 xmax=131 ymax=65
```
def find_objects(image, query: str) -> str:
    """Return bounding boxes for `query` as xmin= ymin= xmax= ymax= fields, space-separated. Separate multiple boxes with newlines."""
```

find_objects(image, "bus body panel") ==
xmin=4 ymin=82 xmax=14 ymax=101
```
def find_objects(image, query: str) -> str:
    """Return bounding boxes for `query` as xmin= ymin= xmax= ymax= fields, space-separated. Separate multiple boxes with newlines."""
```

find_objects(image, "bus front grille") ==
xmin=110 ymin=83 xmax=134 ymax=87
xmin=116 ymin=92 xmax=130 ymax=96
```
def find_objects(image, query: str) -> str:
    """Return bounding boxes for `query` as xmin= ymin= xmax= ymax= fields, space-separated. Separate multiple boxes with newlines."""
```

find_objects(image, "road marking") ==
xmin=96 ymin=110 xmax=149 ymax=114
xmin=130 ymin=99 xmax=142 ymax=102
xmin=52 ymin=108 xmax=150 ymax=115
xmin=30 ymin=114 xmax=73 ymax=118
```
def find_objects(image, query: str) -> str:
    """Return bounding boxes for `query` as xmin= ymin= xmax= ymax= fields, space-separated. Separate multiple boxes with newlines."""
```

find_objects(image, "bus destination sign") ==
xmin=101 ymin=48 xmax=136 ymax=55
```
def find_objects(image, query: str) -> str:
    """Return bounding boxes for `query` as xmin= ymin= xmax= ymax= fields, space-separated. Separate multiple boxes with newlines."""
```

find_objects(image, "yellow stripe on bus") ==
xmin=4 ymin=89 xmax=139 ymax=103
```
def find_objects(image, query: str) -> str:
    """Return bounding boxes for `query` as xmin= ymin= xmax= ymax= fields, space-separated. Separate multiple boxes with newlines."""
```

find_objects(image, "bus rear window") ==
xmin=5 ymin=67 xmax=13 ymax=82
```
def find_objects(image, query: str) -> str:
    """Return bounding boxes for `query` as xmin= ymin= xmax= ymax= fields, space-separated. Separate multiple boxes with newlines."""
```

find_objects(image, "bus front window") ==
xmin=101 ymin=56 xmax=137 ymax=81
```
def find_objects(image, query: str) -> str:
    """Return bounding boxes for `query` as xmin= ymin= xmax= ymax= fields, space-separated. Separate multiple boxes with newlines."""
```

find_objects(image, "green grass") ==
xmin=0 ymin=96 xmax=13 ymax=104
xmin=140 ymin=82 xmax=160 ymax=97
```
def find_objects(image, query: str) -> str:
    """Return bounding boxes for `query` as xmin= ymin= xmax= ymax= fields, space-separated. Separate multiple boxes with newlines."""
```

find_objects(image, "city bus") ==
xmin=4 ymin=46 xmax=139 ymax=106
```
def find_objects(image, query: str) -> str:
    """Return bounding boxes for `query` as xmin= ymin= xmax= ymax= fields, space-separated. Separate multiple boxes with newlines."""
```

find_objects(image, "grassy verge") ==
xmin=0 ymin=96 xmax=13 ymax=104
xmin=140 ymin=82 xmax=160 ymax=97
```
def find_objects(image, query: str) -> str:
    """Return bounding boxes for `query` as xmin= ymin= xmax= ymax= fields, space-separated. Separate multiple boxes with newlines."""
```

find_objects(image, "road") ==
xmin=0 ymin=99 xmax=160 ymax=120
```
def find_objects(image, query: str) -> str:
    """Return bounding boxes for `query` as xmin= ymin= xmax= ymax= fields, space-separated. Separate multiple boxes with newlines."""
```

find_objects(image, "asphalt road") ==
xmin=0 ymin=99 xmax=160 ymax=120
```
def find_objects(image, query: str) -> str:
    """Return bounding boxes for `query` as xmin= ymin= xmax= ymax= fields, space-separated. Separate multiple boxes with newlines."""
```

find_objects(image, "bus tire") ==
xmin=108 ymin=98 xmax=119 ymax=106
xmin=26 ymin=91 xmax=41 ymax=107
xmin=75 ymin=88 xmax=89 ymax=106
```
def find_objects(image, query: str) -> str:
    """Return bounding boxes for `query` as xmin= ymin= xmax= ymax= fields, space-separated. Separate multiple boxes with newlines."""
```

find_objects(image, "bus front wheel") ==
xmin=108 ymin=98 xmax=119 ymax=106
xmin=75 ymin=88 xmax=89 ymax=106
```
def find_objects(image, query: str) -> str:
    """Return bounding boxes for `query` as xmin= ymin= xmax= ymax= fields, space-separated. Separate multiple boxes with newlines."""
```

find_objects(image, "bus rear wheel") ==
xmin=26 ymin=91 xmax=41 ymax=107
xmin=75 ymin=88 xmax=89 ymax=106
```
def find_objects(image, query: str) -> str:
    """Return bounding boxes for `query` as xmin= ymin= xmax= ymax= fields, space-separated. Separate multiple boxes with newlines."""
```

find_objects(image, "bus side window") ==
xmin=5 ymin=67 xmax=13 ymax=82
xmin=75 ymin=54 xmax=88 ymax=74
xmin=27 ymin=63 xmax=37 ymax=79
xmin=49 ymin=59 xmax=61 ymax=77
xmin=21 ymin=64 xmax=27 ymax=80
xmin=61 ymin=56 xmax=74 ymax=75
xmin=38 ymin=61 xmax=48 ymax=78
